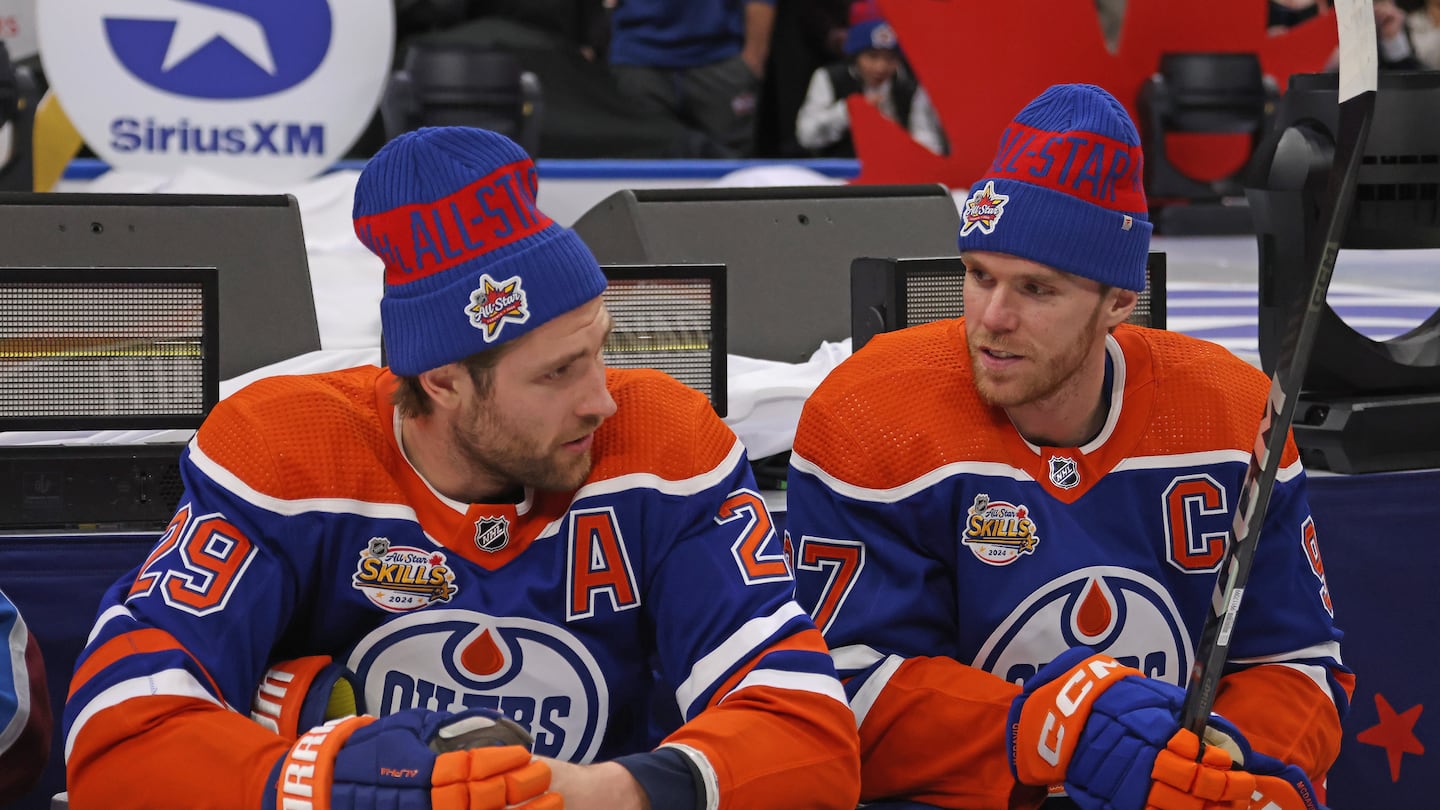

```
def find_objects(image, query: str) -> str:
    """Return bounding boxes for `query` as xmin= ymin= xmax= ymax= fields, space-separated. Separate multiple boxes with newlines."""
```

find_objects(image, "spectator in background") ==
xmin=1 ymin=585 xmax=50 ymax=805
xmin=755 ymin=0 xmax=850 ymax=157
xmin=1375 ymin=0 xmax=1427 ymax=68
xmin=467 ymin=0 xmax=612 ymax=61
xmin=609 ymin=0 xmax=776 ymax=157
xmin=795 ymin=18 xmax=944 ymax=157
xmin=1307 ymin=0 xmax=1426 ymax=70
xmin=1405 ymin=0 xmax=1440 ymax=68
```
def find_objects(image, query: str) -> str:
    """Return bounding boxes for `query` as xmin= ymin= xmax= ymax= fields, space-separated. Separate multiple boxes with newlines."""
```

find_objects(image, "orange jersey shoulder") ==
xmin=193 ymin=365 xmax=406 ymax=503
xmin=589 ymin=368 xmax=741 ymax=484
xmin=796 ymin=322 xmax=1299 ymax=491
xmin=795 ymin=320 xmax=1014 ymax=490
xmin=1118 ymin=326 xmax=1300 ymax=464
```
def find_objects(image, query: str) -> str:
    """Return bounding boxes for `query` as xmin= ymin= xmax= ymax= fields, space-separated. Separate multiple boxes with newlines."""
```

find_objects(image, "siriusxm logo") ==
xmin=110 ymin=117 xmax=324 ymax=155
xmin=103 ymin=0 xmax=332 ymax=100
xmin=40 ymin=0 xmax=391 ymax=183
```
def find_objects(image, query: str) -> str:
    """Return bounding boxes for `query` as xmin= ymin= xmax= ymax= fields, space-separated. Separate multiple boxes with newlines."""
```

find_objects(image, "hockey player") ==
xmin=1 ymin=586 xmax=50 ymax=805
xmin=785 ymin=84 xmax=1349 ymax=809
xmin=63 ymin=127 xmax=861 ymax=810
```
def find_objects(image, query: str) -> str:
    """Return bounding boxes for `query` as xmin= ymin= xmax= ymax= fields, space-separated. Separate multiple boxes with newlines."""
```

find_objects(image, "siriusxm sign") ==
xmin=103 ymin=1 xmax=331 ymax=99
xmin=38 ymin=0 xmax=392 ymax=183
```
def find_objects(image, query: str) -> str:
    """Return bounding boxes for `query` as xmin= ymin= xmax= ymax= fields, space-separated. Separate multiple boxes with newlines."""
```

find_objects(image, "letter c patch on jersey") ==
xmin=1163 ymin=474 xmax=1228 ymax=573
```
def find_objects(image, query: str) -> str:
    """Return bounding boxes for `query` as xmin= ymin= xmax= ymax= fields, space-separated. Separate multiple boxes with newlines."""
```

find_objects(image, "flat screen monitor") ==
xmin=573 ymin=184 xmax=962 ymax=363
xmin=601 ymin=263 xmax=727 ymax=415
xmin=0 ymin=192 xmax=321 ymax=380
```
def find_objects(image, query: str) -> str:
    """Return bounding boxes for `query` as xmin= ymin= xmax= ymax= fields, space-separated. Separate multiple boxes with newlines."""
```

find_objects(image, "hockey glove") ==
xmin=251 ymin=655 xmax=363 ymax=740
xmin=1149 ymin=728 xmax=1324 ymax=810
xmin=1008 ymin=647 xmax=1318 ymax=810
xmin=264 ymin=707 xmax=559 ymax=810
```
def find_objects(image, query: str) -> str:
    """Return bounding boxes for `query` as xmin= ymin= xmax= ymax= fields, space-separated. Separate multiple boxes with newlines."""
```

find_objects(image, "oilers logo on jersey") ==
xmin=962 ymin=493 xmax=1040 ymax=565
xmin=974 ymin=566 xmax=1194 ymax=687
xmin=351 ymin=538 xmax=458 ymax=612
xmin=347 ymin=609 xmax=608 ymax=762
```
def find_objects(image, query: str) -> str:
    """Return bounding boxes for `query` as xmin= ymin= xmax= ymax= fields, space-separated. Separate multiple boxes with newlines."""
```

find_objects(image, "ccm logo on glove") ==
xmin=1034 ymin=656 xmax=1127 ymax=766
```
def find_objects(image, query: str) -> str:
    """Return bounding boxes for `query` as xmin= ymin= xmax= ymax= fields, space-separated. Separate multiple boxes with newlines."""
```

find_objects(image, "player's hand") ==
xmin=1007 ymin=647 xmax=1316 ymax=810
xmin=1149 ymin=730 xmax=1324 ymax=810
xmin=264 ymin=707 xmax=561 ymax=810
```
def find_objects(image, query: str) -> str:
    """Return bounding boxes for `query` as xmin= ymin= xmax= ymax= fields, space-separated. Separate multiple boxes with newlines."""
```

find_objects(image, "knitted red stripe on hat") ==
xmin=984 ymin=122 xmax=1147 ymax=214
xmin=354 ymin=158 xmax=555 ymax=286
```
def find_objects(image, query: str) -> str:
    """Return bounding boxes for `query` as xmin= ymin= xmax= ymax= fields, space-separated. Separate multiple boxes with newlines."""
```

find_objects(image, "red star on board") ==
xmin=1355 ymin=693 xmax=1424 ymax=782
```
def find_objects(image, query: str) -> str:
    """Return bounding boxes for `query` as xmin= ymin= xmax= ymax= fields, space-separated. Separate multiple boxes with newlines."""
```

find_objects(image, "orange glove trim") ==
xmin=274 ymin=716 xmax=376 ymax=810
xmin=1147 ymin=729 xmax=1254 ymax=810
xmin=503 ymin=760 xmax=552 ymax=802
xmin=431 ymin=746 xmax=552 ymax=810
xmin=1251 ymin=774 xmax=1320 ymax=810
xmin=1014 ymin=653 xmax=1143 ymax=785
xmin=252 ymin=655 xmax=335 ymax=740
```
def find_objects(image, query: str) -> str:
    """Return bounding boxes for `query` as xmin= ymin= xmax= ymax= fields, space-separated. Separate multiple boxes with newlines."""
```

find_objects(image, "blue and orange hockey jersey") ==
xmin=64 ymin=365 xmax=859 ymax=809
xmin=786 ymin=321 xmax=1351 ymax=809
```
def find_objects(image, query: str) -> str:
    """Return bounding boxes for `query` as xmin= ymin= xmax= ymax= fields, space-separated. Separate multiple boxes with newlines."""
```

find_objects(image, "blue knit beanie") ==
xmin=956 ymin=84 xmax=1151 ymax=291
xmin=845 ymin=19 xmax=898 ymax=57
xmin=353 ymin=127 xmax=608 ymax=376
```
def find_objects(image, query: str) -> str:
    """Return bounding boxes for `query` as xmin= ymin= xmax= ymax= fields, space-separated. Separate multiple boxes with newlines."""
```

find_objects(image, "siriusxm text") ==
xmin=110 ymin=118 xmax=325 ymax=156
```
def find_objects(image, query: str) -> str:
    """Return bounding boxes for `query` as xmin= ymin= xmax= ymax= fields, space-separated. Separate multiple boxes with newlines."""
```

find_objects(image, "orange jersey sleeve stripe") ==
xmin=698 ymin=628 xmax=834 ymax=711
xmin=856 ymin=656 xmax=1034 ymax=809
xmin=70 ymin=627 xmax=222 ymax=702
xmin=68 ymin=695 xmax=290 ymax=810
xmin=1213 ymin=664 xmax=1354 ymax=782
xmin=664 ymin=687 xmax=861 ymax=809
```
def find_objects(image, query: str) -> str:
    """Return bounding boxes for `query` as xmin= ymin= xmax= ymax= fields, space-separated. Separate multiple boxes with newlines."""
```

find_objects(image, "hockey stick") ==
xmin=1178 ymin=0 xmax=1378 ymax=739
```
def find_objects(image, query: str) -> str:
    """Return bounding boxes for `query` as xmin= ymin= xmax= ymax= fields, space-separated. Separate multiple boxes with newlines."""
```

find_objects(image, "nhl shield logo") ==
xmin=474 ymin=515 xmax=511 ymax=552
xmin=1048 ymin=456 xmax=1080 ymax=490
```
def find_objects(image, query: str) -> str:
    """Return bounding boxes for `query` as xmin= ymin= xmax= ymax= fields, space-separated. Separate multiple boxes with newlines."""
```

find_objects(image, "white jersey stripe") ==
xmin=675 ymin=601 xmax=807 ymax=716
xmin=848 ymin=654 xmax=905 ymax=730
xmin=724 ymin=670 xmax=849 ymax=708
xmin=66 ymin=669 xmax=226 ymax=759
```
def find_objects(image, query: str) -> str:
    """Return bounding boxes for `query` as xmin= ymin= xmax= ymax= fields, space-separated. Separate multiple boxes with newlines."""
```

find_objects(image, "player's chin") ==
xmin=548 ymin=450 xmax=595 ymax=491
xmin=973 ymin=376 xmax=1032 ymax=409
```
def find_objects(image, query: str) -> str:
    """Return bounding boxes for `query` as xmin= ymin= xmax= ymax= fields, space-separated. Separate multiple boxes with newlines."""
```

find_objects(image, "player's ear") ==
xmin=416 ymin=363 xmax=468 ymax=413
xmin=1103 ymin=287 xmax=1138 ymax=330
